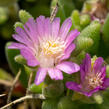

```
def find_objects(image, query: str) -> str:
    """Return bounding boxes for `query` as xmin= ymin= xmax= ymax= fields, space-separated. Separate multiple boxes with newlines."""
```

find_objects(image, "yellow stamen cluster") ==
xmin=41 ymin=38 xmax=65 ymax=58
xmin=85 ymin=72 xmax=103 ymax=89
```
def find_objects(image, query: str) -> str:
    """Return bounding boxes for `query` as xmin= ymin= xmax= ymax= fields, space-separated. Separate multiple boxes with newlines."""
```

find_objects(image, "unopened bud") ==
xmin=19 ymin=10 xmax=33 ymax=23
xmin=14 ymin=22 xmax=24 ymax=30
xmin=93 ymin=94 xmax=103 ymax=104
xmin=42 ymin=81 xmax=64 ymax=98
xmin=14 ymin=55 xmax=27 ymax=65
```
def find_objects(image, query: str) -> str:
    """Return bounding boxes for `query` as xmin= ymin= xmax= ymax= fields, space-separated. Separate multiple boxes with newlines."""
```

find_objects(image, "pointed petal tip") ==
xmin=103 ymin=78 xmax=109 ymax=88
xmin=86 ymin=53 xmax=91 ymax=58
xmin=34 ymin=68 xmax=47 ymax=85
xmin=48 ymin=68 xmax=63 ymax=80
xmin=66 ymin=81 xmax=81 ymax=92
xmin=73 ymin=29 xmax=80 ymax=34
xmin=57 ymin=61 xmax=80 ymax=74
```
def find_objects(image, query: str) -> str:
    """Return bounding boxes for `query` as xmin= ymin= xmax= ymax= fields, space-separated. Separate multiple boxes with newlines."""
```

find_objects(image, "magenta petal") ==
xmin=80 ymin=53 xmax=91 ymax=82
xmin=20 ymin=48 xmax=39 ymax=67
xmin=8 ymin=43 xmax=39 ymax=67
xmin=60 ymin=43 xmax=75 ymax=61
xmin=48 ymin=68 xmax=63 ymax=80
xmin=66 ymin=82 xmax=81 ymax=92
xmin=12 ymin=34 xmax=26 ymax=44
xmin=35 ymin=68 xmax=47 ymax=85
xmin=66 ymin=29 xmax=80 ymax=48
xmin=103 ymin=78 xmax=109 ymax=88
xmin=100 ymin=66 xmax=106 ymax=79
xmin=56 ymin=61 xmax=80 ymax=74
xmin=52 ymin=18 xmax=60 ymax=38
xmin=8 ymin=42 xmax=26 ymax=49
xmin=82 ymin=53 xmax=91 ymax=73
xmin=15 ymin=27 xmax=34 ymax=47
xmin=93 ymin=57 xmax=104 ymax=73
xmin=24 ymin=18 xmax=38 ymax=43
xmin=59 ymin=18 xmax=72 ymax=39
xmin=44 ymin=18 xmax=51 ymax=37
xmin=36 ymin=15 xmax=45 ymax=37
xmin=83 ymin=88 xmax=100 ymax=97
xmin=16 ymin=27 xmax=33 ymax=45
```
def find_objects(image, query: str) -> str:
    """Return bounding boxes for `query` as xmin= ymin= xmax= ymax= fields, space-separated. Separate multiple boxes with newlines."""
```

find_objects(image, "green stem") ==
xmin=66 ymin=89 xmax=70 ymax=96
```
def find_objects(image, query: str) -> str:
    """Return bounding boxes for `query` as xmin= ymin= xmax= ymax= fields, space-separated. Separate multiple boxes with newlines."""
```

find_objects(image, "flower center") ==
xmin=41 ymin=38 xmax=65 ymax=58
xmin=37 ymin=37 xmax=66 ymax=68
xmin=85 ymin=72 xmax=103 ymax=89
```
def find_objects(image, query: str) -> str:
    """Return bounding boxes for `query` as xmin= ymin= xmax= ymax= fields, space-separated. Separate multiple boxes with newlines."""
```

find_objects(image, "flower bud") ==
xmin=14 ymin=55 xmax=27 ymax=65
xmin=19 ymin=10 xmax=33 ymax=23
xmin=93 ymin=94 xmax=103 ymax=104
xmin=42 ymin=81 xmax=64 ymax=98
xmin=14 ymin=22 xmax=24 ymax=30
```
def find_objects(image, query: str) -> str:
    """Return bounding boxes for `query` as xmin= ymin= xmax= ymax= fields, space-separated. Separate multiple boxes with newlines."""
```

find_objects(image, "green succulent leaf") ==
xmin=5 ymin=42 xmax=28 ymax=87
xmin=29 ymin=83 xmax=43 ymax=93
xmin=102 ymin=14 xmax=109 ymax=47
xmin=78 ymin=21 xmax=101 ymax=54
xmin=14 ymin=55 xmax=27 ymax=65
xmin=80 ymin=14 xmax=91 ymax=29
xmin=74 ymin=37 xmax=93 ymax=55
xmin=71 ymin=10 xmax=81 ymax=31
xmin=58 ymin=96 xmax=76 ymax=109
xmin=0 ymin=68 xmax=13 ymax=81
xmin=42 ymin=81 xmax=64 ymax=98
xmin=42 ymin=99 xmax=59 ymax=109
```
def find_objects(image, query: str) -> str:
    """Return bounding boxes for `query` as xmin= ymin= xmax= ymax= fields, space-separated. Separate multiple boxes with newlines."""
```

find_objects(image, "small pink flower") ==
xmin=8 ymin=16 xmax=80 ymax=85
xmin=66 ymin=53 xmax=109 ymax=97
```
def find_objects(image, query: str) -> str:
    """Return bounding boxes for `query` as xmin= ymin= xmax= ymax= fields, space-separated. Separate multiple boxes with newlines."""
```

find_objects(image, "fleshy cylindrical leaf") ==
xmin=58 ymin=96 xmax=75 ymax=109
xmin=80 ymin=14 xmax=91 ymax=28
xmin=78 ymin=21 xmax=101 ymax=54
xmin=71 ymin=10 xmax=81 ymax=31
xmin=42 ymin=99 xmax=58 ymax=109
xmin=29 ymin=83 xmax=43 ymax=93
xmin=5 ymin=42 xmax=28 ymax=87
xmin=74 ymin=37 xmax=93 ymax=55
xmin=102 ymin=14 xmax=109 ymax=47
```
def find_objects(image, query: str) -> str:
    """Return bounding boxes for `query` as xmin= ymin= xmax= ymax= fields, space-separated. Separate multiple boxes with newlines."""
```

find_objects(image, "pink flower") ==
xmin=8 ymin=16 xmax=80 ymax=85
xmin=66 ymin=54 xmax=109 ymax=97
